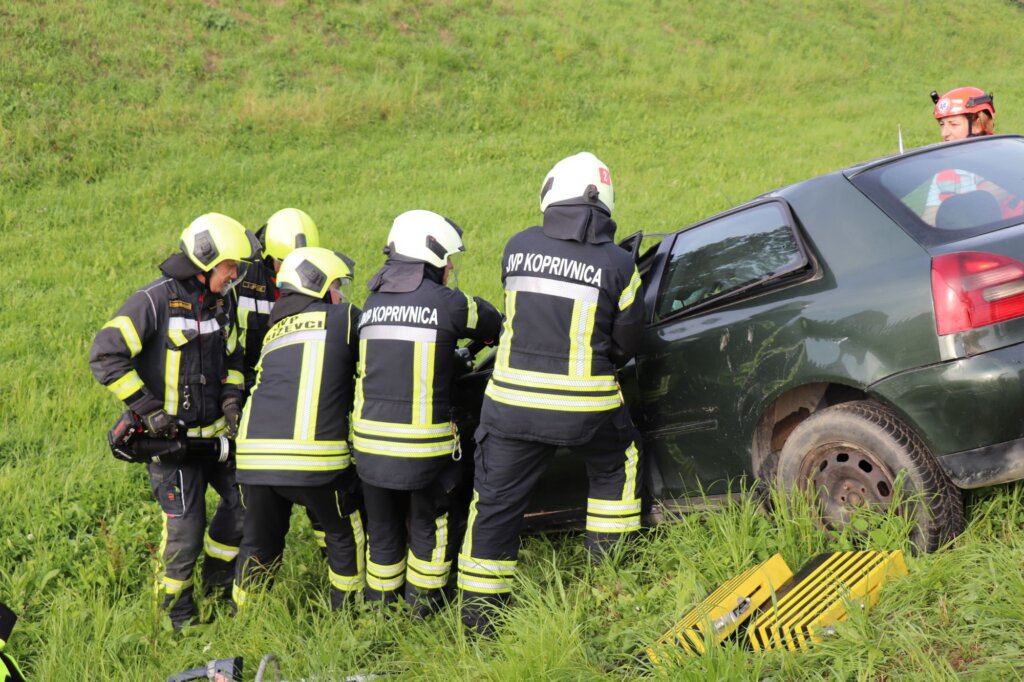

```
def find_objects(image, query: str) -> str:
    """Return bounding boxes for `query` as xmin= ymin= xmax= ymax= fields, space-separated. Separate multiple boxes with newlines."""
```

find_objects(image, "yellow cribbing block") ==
xmin=646 ymin=553 xmax=793 ymax=663
xmin=748 ymin=549 xmax=907 ymax=652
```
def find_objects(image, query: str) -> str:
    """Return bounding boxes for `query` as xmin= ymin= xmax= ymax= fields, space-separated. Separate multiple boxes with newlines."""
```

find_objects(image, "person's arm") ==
xmin=221 ymin=296 xmax=245 ymax=405
xmin=456 ymin=290 xmax=502 ymax=345
xmin=89 ymin=289 xmax=162 ymax=415
xmin=610 ymin=265 xmax=645 ymax=367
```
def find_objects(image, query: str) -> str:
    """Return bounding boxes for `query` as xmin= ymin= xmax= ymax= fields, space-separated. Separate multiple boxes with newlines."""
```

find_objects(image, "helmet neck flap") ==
xmin=367 ymin=255 xmax=445 ymax=294
xmin=542 ymin=203 xmax=618 ymax=245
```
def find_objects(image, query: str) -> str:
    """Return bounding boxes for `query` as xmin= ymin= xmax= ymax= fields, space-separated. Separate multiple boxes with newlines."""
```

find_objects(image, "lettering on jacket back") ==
xmin=506 ymin=252 xmax=602 ymax=286
xmin=360 ymin=305 xmax=439 ymax=327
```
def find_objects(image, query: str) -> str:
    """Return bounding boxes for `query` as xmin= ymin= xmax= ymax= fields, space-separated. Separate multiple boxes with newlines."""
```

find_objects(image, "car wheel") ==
xmin=776 ymin=400 xmax=964 ymax=552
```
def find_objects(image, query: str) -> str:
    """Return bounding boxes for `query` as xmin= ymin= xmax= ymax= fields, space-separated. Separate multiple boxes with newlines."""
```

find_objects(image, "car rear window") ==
xmin=849 ymin=136 xmax=1024 ymax=247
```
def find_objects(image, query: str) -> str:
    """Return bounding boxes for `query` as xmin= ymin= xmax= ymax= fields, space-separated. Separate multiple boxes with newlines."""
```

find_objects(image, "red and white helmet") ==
xmin=932 ymin=87 xmax=995 ymax=121
xmin=539 ymin=152 xmax=614 ymax=214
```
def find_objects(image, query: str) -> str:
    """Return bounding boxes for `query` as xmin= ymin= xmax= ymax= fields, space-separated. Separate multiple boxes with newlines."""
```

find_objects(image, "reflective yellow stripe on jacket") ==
xmin=352 ymin=329 xmax=456 ymax=458
xmin=486 ymin=277 xmax=622 ymax=413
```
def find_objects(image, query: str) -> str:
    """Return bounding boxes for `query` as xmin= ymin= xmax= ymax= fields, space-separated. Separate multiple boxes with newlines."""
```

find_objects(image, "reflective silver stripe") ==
xmin=506 ymin=275 xmax=599 ymax=303
xmin=361 ymin=325 xmax=438 ymax=342
xmin=575 ymin=301 xmax=591 ymax=376
xmin=417 ymin=342 xmax=429 ymax=425
xmin=486 ymin=384 xmax=621 ymax=409
xmin=492 ymin=365 xmax=617 ymax=389
xmin=586 ymin=517 xmax=641 ymax=532
xmin=236 ymin=456 xmax=350 ymax=469
xmin=167 ymin=317 xmax=222 ymax=335
xmin=465 ymin=292 xmax=478 ymax=329
xmin=236 ymin=442 xmax=349 ymax=452
xmin=458 ymin=556 xmax=516 ymax=574
xmin=238 ymin=296 xmax=273 ymax=314
xmin=262 ymin=329 xmax=327 ymax=355
xmin=457 ymin=576 xmax=512 ymax=592
xmin=354 ymin=421 xmax=452 ymax=436
xmin=300 ymin=342 xmax=321 ymax=440
xmin=352 ymin=439 xmax=452 ymax=456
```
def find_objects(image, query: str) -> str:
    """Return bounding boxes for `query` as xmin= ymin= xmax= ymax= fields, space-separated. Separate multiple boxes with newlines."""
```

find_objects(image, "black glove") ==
xmin=141 ymin=409 xmax=179 ymax=439
xmin=222 ymin=397 xmax=242 ymax=438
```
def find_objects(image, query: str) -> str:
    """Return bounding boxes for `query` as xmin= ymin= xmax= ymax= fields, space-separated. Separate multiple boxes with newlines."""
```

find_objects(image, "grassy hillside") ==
xmin=3 ymin=0 xmax=1024 ymax=678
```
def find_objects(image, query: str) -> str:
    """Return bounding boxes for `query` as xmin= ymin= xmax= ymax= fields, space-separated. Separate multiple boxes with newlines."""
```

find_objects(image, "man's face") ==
xmin=207 ymin=259 xmax=240 ymax=293
xmin=939 ymin=115 xmax=971 ymax=142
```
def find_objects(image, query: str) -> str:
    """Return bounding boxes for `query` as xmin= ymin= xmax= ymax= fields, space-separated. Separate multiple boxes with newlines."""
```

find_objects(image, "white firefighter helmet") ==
xmin=386 ymin=209 xmax=465 ymax=268
xmin=539 ymin=151 xmax=614 ymax=214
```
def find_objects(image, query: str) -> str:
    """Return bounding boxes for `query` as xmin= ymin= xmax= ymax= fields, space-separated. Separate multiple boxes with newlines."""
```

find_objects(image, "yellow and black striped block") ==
xmin=646 ymin=553 xmax=793 ymax=663
xmin=748 ymin=549 xmax=907 ymax=652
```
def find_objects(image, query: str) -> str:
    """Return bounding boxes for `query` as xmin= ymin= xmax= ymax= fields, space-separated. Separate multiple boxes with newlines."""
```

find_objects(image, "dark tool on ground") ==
xmin=108 ymin=410 xmax=234 ymax=465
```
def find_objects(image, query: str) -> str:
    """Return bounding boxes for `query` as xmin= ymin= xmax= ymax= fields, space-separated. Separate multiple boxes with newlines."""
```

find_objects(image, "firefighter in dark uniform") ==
xmin=235 ymin=208 xmax=329 ymax=551
xmin=89 ymin=213 xmax=260 ymax=630
xmin=237 ymin=208 xmax=321 ymax=392
xmin=354 ymin=209 xmax=501 ymax=615
xmin=458 ymin=152 xmax=646 ymax=634
xmin=232 ymin=247 xmax=365 ymax=611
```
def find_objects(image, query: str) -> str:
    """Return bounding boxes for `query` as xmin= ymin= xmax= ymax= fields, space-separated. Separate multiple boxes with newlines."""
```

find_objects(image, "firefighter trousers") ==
xmin=147 ymin=459 xmax=244 ymax=627
xmin=362 ymin=480 xmax=458 ymax=613
xmin=458 ymin=408 xmax=642 ymax=612
xmin=233 ymin=470 xmax=364 ymax=611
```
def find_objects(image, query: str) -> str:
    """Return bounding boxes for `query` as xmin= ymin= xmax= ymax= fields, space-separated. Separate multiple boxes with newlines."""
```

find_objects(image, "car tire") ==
xmin=776 ymin=400 xmax=964 ymax=552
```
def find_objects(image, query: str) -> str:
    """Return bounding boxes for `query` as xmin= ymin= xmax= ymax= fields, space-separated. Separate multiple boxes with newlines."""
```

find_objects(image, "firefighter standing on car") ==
xmin=89 ymin=213 xmax=259 ymax=630
xmin=353 ymin=210 xmax=501 ymax=615
xmin=235 ymin=207 xmax=329 ymax=552
xmin=232 ymin=247 xmax=365 ymax=610
xmin=457 ymin=152 xmax=646 ymax=634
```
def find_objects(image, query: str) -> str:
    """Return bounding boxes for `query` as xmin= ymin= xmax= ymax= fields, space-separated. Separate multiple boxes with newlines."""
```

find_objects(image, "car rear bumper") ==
xmin=938 ymin=437 xmax=1024 ymax=489
xmin=870 ymin=342 xmax=1024 ymax=483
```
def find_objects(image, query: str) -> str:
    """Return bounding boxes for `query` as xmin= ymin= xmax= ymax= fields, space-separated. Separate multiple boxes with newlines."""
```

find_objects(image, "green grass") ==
xmin=4 ymin=0 xmax=1024 ymax=678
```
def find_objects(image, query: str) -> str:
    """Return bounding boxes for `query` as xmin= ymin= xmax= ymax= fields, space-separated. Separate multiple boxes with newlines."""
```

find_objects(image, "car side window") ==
xmin=655 ymin=201 xmax=808 ymax=320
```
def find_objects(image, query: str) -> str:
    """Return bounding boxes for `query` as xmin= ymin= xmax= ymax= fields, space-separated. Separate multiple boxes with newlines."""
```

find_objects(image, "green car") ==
xmin=454 ymin=134 xmax=1024 ymax=551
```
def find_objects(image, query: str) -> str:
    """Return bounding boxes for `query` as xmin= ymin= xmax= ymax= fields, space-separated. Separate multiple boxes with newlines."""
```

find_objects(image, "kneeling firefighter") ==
xmin=89 ymin=213 xmax=259 ymax=630
xmin=232 ymin=247 xmax=365 ymax=610
xmin=458 ymin=152 xmax=646 ymax=634
xmin=354 ymin=210 xmax=501 ymax=615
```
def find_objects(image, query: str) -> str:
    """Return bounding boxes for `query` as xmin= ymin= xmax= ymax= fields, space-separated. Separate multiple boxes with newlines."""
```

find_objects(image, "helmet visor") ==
xmin=445 ymin=252 xmax=463 ymax=289
xmin=329 ymin=277 xmax=352 ymax=304
xmin=219 ymin=260 xmax=250 ymax=295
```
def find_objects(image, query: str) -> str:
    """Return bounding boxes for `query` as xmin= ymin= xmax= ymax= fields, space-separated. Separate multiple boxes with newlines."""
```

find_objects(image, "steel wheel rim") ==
xmin=796 ymin=441 xmax=896 ymax=530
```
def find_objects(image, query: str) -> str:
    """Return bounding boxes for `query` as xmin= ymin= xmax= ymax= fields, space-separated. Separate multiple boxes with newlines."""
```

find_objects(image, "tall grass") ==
xmin=4 ymin=0 xmax=1024 ymax=678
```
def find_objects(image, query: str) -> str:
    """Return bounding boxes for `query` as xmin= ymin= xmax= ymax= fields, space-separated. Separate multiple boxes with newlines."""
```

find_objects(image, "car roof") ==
xmin=841 ymin=133 xmax=1024 ymax=179
xmin=744 ymin=134 xmax=1024 ymax=205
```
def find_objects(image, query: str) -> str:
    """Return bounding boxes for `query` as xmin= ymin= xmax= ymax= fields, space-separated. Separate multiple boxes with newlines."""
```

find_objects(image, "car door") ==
xmin=635 ymin=200 xmax=812 ymax=498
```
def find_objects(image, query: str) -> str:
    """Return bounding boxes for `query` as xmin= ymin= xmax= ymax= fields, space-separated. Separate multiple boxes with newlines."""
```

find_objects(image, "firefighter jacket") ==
xmin=0 ymin=601 xmax=26 ymax=682
xmin=234 ymin=258 xmax=278 ymax=392
xmin=89 ymin=253 xmax=244 ymax=435
xmin=353 ymin=260 xmax=502 ymax=490
xmin=234 ymin=293 xmax=360 ymax=487
xmin=479 ymin=204 xmax=645 ymax=445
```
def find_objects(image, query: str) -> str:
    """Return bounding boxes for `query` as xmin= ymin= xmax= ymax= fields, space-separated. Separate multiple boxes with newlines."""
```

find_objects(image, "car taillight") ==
xmin=932 ymin=251 xmax=1024 ymax=335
